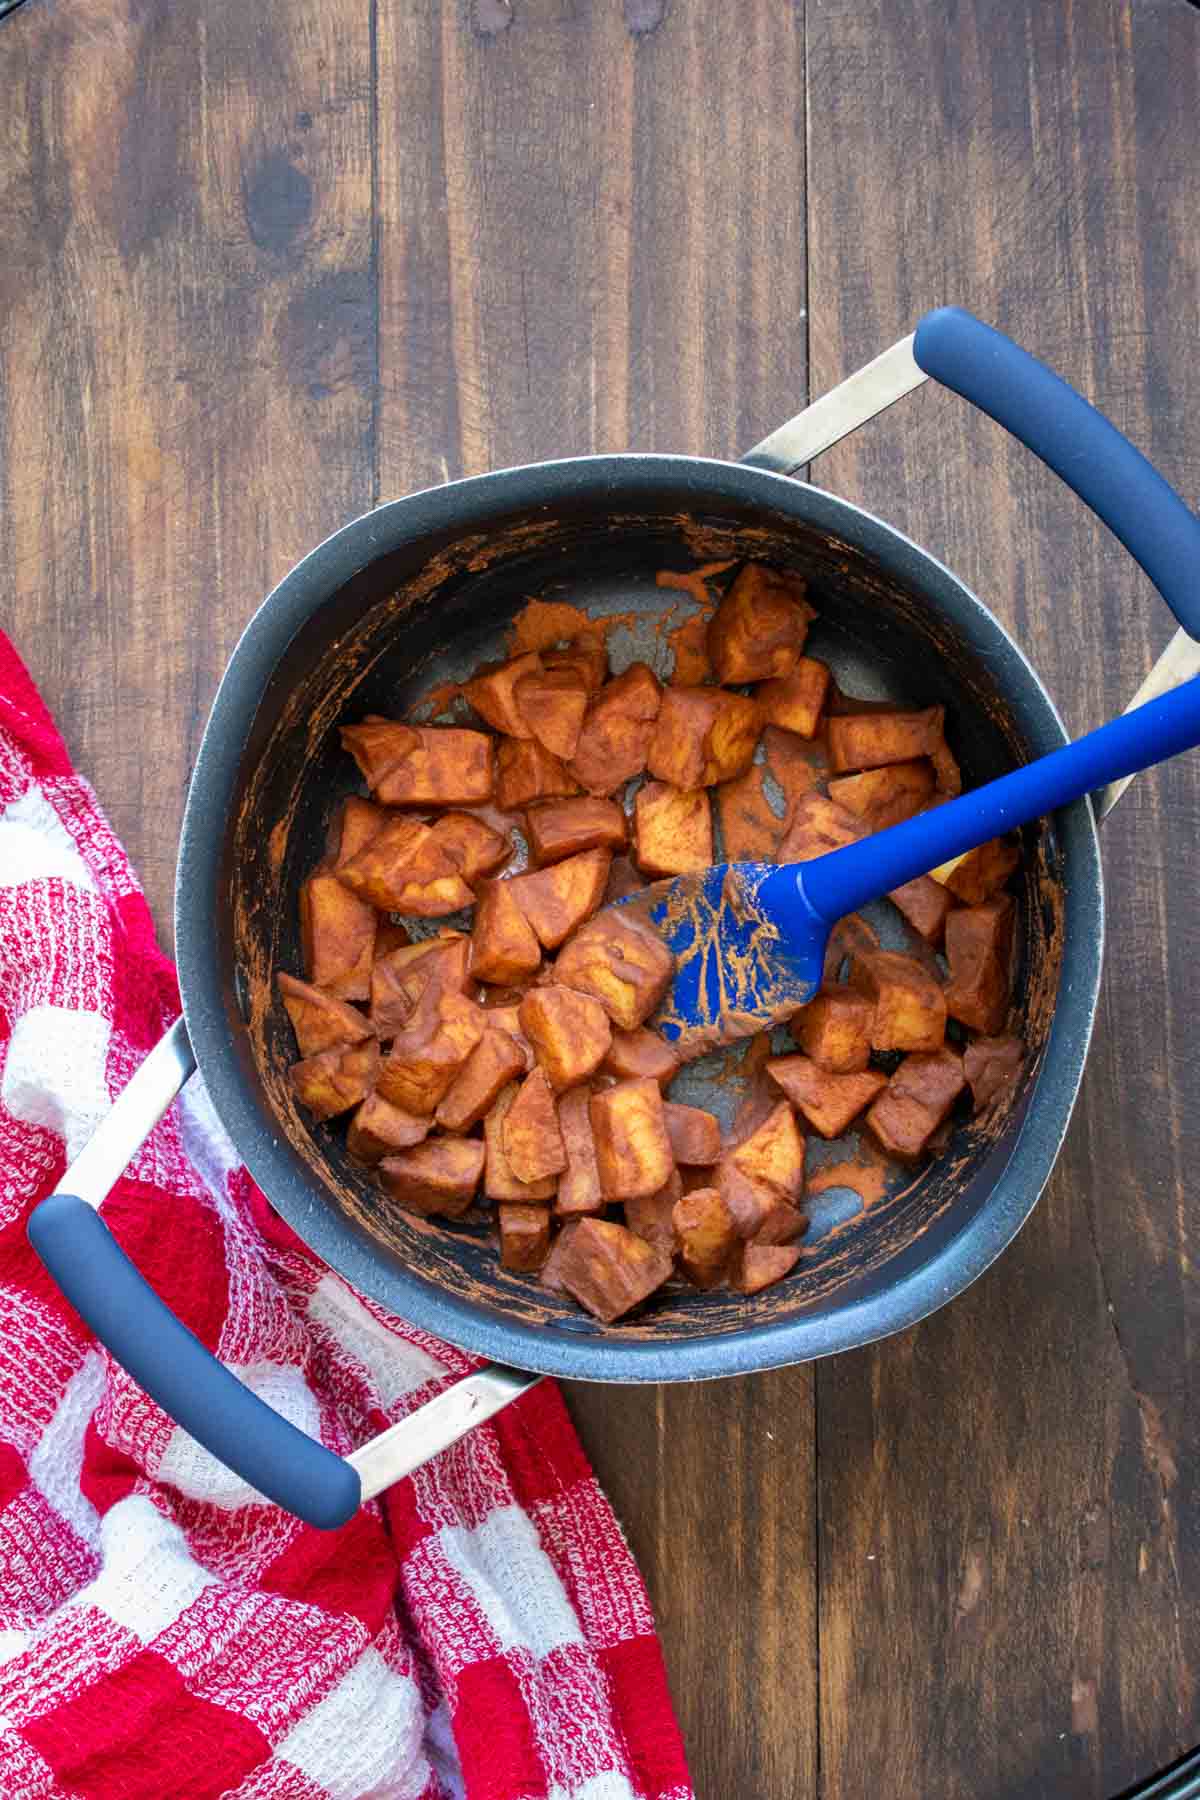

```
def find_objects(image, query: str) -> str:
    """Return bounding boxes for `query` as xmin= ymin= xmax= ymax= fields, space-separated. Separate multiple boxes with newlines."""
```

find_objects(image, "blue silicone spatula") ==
xmin=628 ymin=673 xmax=1200 ymax=1056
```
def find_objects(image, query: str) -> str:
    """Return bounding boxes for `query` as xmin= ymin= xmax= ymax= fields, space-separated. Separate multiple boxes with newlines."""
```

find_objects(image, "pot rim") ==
xmin=176 ymin=453 xmax=1104 ymax=1380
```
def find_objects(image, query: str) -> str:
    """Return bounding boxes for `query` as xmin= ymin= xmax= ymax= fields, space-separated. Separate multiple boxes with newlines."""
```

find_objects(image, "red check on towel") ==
xmin=0 ymin=631 xmax=691 ymax=1800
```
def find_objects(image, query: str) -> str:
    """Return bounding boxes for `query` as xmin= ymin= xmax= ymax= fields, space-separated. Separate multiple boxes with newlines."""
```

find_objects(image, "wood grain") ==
xmin=3 ymin=0 xmax=1199 ymax=1793
xmin=0 ymin=0 xmax=374 ymax=940
xmin=806 ymin=0 xmax=1200 ymax=1793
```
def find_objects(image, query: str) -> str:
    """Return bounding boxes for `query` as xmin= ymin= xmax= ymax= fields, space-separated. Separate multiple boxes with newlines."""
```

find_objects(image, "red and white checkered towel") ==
xmin=0 ymin=631 xmax=692 ymax=1800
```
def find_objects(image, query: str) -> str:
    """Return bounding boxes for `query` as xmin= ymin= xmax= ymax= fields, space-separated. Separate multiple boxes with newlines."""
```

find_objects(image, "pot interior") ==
xmin=215 ymin=470 xmax=1069 ymax=1366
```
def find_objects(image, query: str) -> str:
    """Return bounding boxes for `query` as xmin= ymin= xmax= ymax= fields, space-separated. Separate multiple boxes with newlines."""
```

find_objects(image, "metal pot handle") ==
xmin=26 ymin=1018 xmax=539 ymax=1529
xmin=743 ymin=304 xmax=1200 ymax=816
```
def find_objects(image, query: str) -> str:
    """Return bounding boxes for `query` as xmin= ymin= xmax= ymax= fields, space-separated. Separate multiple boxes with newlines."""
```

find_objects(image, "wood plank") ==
xmin=376 ymin=9 xmax=814 ymax=1795
xmin=0 ymin=0 xmax=374 ymax=942
xmin=806 ymin=1 xmax=1200 ymax=1792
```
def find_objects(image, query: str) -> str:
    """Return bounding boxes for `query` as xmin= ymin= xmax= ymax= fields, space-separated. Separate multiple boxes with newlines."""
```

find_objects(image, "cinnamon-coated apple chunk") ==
xmin=645 ymin=686 xmax=760 ymax=789
xmin=543 ymin=634 xmax=607 ymax=693
xmin=796 ymin=989 xmax=874 ymax=1073
xmin=524 ymin=797 xmax=627 ymax=865
xmin=499 ymin=1203 xmax=552 ymax=1272
xmin=590 ymin=1077 xmax=675 ymax=1200
xmin=338 ymin=817 xmax=473 ymax=916
xmin=514 ymin=667 xmax=589 ymax=762
xmin=601 ymin=1027 xmax=680 ymax=1089
xmin=507 ymin=848 xmax=611 ymax=950
xmin=826 ymin=705 xmax=946 ymax=775
xmin=341 ymin=721 xmax=494 ymax=806
xmin=370 ymin=935 xmax=470 ymax=1036
xmin=300 ymin=870 xmax=376 ymax=1000
xmin=672 ymin=1185 xmax=737 ymax=1288
xmin=289 ymin=1040 xmax=380 ymax=1122
xmin=502 ymin=1067 xmax=567 ymax=1184
xmin=866 ymin=1046 xmax=965 ymax=1161
xmin=851 ymin=950 xmax=946 ymax=1053
xmin=554 ymin=911 xmax=674 ymax=1031
xmin=277 ymin=972 xmax=373 ymax=1059
xmin=484 ymin=1084 xmax=558 ymax=1201
xmin=552 ymin=1217 xmax=673 ymax=1322
xmin=661 ymin=1101 xmax=721 ymax=1166
xmin=828 ymin=758 xmax=935 ymax=830
xmin=332 ymin=795 xmax=385 ymax=868
xmin=728 ymin=1100 xmax=806 ymax=1205
xmin=519 ymin=985 xmax=612 ymax=1090
xmin=632 ymin=783 xmax=713 ymax=878
xmin=776 ymin=792 xmax=862 ymax=862
xmin=944 ymin=895 xmax=1014 ymax=1034
xmin=766 ymin=1054 xmax=887 ymax=1139
xmin=556 ymin=1086 xmax=606 ymax=1216
xmin=569 ymin=663 xmax=663 ymax=795
xmin=464 ymin=650 xmax=542 ymax=738
xmin=624 ymin=1168 xmax=682 ymax=1258
xmin=930 ymin=836 xmax=1019 ymax=904
xmin=347 ymin=1091 xmax=430 ymax=1162
xmin=376 ymin=987 xmax=485 ymax=1114
xmin=495 ymin=738 xmax=582 ymax=810
xmin=428 ymin=812 xmax=511 ymax=883
xmin=888 ymin=875 xmax=953 ymax=946
xmin=435 ymin=1027 xmax=527 ymax=1132
xmin=470 ymin=881 xmax=542 ymax=986
xmin=379 ymin=1138 xmax=485 ymax=1218
xmin=707 ymin=563 xmax=816 ymax=683
xmin=733 ymin=1244 xmax=802 ymax=1294
xmin=755 ymin=658 xmax=831 ymax=739
xmin=963 ymin=1033 xmax=1023 ymax=1112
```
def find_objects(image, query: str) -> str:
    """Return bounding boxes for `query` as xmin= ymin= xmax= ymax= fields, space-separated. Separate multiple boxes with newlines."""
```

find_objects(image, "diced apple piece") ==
xmin=514 ymin=668 xmax=589 ymax=762
xmin=930 ymin=836 xmax=1020 ymax=904
xmin=944 ymin=895 xmax=1014 ymax=1034
xmin=766 ymin=1054 xmax=887 ymax=1139
xmin=429 ymin=811 xmax=511 ymax=883
xmin=796 ymin=989 xmax=874 ymax=1073
xmin=332 ymin=796 xmax=385 ymax=868
xmin=556 ymin=1086 xmax=606 ymax=1216
xmin=662 ymin=1101 xmax=721 ymax=1166
xmin=342 ymin=722 xmax=494 ymax=806
xmin=300 ymin=870 xmax=376 ymax=1001
xmin=371 ymin=935 xmax=470 ymax=1036
xmin=481 ymin=1002 xmax=534 ymax=1069
xmin=827 ymin=705 xmax=947 ymax=775
xmin=930 ymin=736 xmax=962 ymax=796
xmin=464 ymin=650 xmax=543 ymax=738
xmin=540 ymin=1218 xmax=583 ymax=1292
xmin=624 ymin=1168 xmax=682 ymax=1257
xmin=499 ymin=1203 xmax=552 ymax=1272
xmin=435 ymin=1027 xmax=527 ymax=1132
xmin=338 ymin=816 xmax=473 ymax=916
xmin=672 ymin=1185 xmax=737 ymax=1288
xmin=601 ymin=1027 xmax=680 ymax=1089
xmin=751 ymin=1200 xmax=808 ymax=1246
xmin=525 ymin=796 xmax=628 ymax=865
xmin=289 ymin=1040 xmax=379 ymax=1122
xmin=347 ymin=1091 xmax=430 ymax=1162
xmin=851 ymin=950 xmax=946 ymax=1053
xmin=519 ymin=985 xmax=612 ymax=1091
xmin=379 ymin=1138 xmax=485 ymax=1219
xmin=554 ymin=1217 xmax=673 ymax=1322
xmin=470 ymin=880 xmax=542 ymax=986
xmin=828 ymin=758 xmax=935 ymax=830
xmin=543 ymin=634 xmax=608 ymax=693
xmin=337 ymin=719 xmax=416 ymax=791
xmin=484 ymin=1084 xmax=557 ymax=1201
xmin=733 ymin=1244 xmax=801 ymax=1294
xmin=708 ymin=563 xmax=816 ymax=683
xmin=963 ymin=1033 xmax=1024 ymax=1112
xmin=633 ymin=783 xmax=713 ymax=878
xmin=376 ymin=988 xmax=485 ymax=1114
xmin=495 ymin=737 xmax=583 ymax=810
xmin=730 ymin=1099 xmax=806 ymax=1204
xmin=866 ymin=1046 xmax=965 ymax=1161
xmin=889 ymin=875 xmax=954 ymax=946
xmin=569 ymin=663 xmax=663 ymax=795
xmin=503 ymin=1067 xmax=567 ymax=1183
xmin=590 ymin=1077 xmax=675 ymax=1200
xmin=646 ymin=686 xmax=760 ymax=789
xmin=755 ymin=658 xmax=831 ymax=739
xmin=277 ymin=972 xmax=373 ymax=1059
xmin=718 ymin=1161 xmax=774 ymax=1240
xmin=555 ymin=911 xmax=675 ymax=1031
xmin=776 ymin=792 xmax=862 ymax=862
xmin=508 ymin=848 xmax=611 ymax=950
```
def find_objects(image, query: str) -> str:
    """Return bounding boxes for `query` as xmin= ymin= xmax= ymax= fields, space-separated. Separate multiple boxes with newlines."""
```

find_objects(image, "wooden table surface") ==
xmin=4 ymin=2 xmax=1200 ymax=1793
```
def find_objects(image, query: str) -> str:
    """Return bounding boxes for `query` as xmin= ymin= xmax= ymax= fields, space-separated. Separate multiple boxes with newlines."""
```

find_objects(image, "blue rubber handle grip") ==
xmin=912 ymin=307 xmax=1200 ymax=641
xmin=784 ymin=673 xmax=1200 ymax=926
xmin=28 ymin=1193 xmax=362 ymax=1530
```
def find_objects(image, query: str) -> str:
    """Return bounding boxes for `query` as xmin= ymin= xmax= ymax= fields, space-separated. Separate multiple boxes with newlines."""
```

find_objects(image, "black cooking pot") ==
xmin=27 ymin=309 xmax=1200 ymax=1528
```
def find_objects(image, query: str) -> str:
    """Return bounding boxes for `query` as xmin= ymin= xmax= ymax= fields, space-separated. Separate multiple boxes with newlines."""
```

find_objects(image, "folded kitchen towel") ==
xmin=0 ymin=629 xmax=692 ymax=1800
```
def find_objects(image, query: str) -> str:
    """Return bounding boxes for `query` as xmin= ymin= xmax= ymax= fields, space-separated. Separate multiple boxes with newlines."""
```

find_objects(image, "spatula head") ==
xmin=617 ymin=861 xmax=829 ymax=1060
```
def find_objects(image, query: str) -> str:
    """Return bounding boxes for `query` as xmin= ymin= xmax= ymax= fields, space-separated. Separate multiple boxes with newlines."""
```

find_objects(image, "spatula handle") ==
xmin=789 ymin=674 xmax=1200 ymax=926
